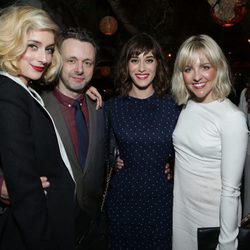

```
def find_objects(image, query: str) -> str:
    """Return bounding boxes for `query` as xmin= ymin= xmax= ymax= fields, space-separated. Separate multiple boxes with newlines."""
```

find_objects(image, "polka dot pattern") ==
xmin=104 ymin=93 xmax=180 ymax=250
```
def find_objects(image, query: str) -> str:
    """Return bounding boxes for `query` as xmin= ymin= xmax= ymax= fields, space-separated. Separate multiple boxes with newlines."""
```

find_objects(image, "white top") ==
xmin=238 ymin=88 xmax=250 ymax=215
xmin=172 ymin=98 xmax=248 ymax=250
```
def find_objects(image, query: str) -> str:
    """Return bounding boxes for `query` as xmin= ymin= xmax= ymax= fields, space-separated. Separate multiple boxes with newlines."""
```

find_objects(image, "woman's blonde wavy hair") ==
xmin=171 ymin=34 xmax=232 ymax=105
xmin=0 ymin=5 xmax=61 ymax=83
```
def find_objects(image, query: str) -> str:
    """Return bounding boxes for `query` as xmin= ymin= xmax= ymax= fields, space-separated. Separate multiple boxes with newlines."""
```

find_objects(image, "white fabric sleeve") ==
xmin=218 ymin=110 xmax=248 ymax=250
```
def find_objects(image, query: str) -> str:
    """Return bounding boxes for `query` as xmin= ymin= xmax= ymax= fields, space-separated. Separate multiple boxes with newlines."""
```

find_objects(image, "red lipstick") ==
xmin=32 ymin=65 xmax=45 ymax=72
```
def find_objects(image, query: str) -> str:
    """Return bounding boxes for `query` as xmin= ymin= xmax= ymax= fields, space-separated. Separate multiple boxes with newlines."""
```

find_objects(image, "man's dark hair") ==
xmin=58 ymin=27 xmax=99 ymax=57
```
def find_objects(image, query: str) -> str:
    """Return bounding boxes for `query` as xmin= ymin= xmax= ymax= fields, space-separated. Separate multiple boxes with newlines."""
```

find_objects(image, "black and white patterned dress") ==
xmin=104 ymin=92 xmax=180 ymax=250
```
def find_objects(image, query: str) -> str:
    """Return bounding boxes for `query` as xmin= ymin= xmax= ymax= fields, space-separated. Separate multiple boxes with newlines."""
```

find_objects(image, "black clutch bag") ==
xmin=198 ymin=213 xmax=250 ymax=250
xmin=197 ymin=226 xmax=250 ymax=250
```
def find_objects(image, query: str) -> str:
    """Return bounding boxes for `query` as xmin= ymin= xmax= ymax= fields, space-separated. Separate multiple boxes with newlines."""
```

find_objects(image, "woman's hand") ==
xmin=165 ymin=162 xmax=174 ymax=180
xmin=0 ymin=176 xmax=50 ymax=201
xmin=164 ymin=163 xmax=173 ymax=181
xmin=86 ymin=86 xmax=103 ymax=109
xmin=0 ymin=179 xmax=8 ymax=200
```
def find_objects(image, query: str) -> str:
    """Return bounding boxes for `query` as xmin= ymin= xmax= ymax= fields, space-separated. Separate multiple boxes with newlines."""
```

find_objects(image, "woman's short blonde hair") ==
xmin=0 ymin=5 xmax=61 ymax=83
xmin=171 ymin=34 xmax=232 ymax=105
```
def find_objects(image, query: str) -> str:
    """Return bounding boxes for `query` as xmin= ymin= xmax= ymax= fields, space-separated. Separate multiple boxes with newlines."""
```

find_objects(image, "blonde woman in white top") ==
xmin=171 ymin=34 xmax=248 ymax=250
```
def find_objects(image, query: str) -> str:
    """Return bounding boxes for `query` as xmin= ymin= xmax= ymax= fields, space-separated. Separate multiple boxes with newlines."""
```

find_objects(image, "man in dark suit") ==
xmin=44 ymin=27 xmax=106 ymax=250
xmin=0 ymin=27 xmax=106 ymax=250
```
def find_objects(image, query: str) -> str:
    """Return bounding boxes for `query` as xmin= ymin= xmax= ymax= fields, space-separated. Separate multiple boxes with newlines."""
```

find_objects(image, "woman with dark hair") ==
xmin=104 ymin=33 xmax=180 ymax=249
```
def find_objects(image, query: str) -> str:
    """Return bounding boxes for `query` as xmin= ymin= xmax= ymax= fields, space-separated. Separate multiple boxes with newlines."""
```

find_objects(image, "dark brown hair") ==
xmin=114 ymin=33 xmax=169 ymax=96
xmin=58 ymin=27 xmax=99 ymax=57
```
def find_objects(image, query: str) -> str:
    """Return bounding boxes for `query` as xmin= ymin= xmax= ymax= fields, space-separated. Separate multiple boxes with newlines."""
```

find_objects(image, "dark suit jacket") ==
xmin=42 ymin=91 xmax=106 ymax=217
xmin=0 ymin=75 xmax=75 ymax=250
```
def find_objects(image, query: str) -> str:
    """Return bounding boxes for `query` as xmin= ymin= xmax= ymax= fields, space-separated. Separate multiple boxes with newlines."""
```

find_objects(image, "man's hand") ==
xmin=86 ymin=86 xmax=103 ymax=109
xmin=0 ymin=176 xmax=50 ymax=201
xmin=115 ymin=156 xmax=124 ymax=171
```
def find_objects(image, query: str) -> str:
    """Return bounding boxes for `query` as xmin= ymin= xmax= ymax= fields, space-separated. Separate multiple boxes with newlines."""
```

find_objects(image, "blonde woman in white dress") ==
xmin=171 ymin=34 xmax=248 ymax=250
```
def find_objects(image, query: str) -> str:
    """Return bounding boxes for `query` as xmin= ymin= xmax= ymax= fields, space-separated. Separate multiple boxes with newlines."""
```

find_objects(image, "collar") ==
xmin=53 ymin=87 xmax=85 ymax=108
xmin=0 ymin=71 xmax=44 ymax=106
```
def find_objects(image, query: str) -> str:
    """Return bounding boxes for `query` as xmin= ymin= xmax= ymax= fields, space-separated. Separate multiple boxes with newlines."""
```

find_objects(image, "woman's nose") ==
xmin=138 ymin=61 xmax=145 ymax=72
xmin=37 ymin=50 xmax=49 ymax=65
xmin=193 ymin=70 xmax=202 ymax=81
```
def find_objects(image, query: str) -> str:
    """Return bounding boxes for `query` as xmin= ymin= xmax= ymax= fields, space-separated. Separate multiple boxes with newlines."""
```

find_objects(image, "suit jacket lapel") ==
xmin=84 ymin=96 xmax=96 ymax=173
xmin=42 ymin=92 xmax=81 ymax=173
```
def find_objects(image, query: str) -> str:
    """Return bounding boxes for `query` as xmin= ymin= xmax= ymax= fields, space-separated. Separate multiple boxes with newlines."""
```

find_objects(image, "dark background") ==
xmin=1 ymin=0 xmax=250 ymax=101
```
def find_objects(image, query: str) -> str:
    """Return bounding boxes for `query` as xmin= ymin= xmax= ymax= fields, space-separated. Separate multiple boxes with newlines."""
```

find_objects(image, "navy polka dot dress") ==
xmin=104 ymin=92 xmax=180 ymax=250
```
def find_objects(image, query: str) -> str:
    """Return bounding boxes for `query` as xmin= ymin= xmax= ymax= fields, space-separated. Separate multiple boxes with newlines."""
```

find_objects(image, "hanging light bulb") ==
xmin=211 ymin=0 xmax=247 ymax=27
xmin=99 ymin=16 xmax=118 ymax=36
